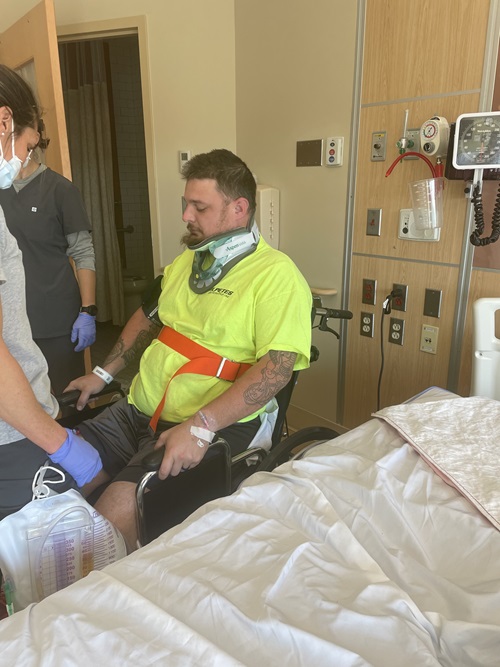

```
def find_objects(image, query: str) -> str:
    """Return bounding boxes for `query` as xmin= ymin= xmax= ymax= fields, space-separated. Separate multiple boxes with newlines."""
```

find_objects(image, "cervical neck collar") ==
xmin=189 ymin=220 xmax=260 ymax=293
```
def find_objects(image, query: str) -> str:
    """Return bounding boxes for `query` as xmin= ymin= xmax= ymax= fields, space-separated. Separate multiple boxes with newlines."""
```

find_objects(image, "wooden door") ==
xmin=0 ymin=0 xmax=71 ymax=179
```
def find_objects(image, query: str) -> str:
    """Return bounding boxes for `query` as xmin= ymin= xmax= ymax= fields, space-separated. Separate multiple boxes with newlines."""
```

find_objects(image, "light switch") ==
xmin=366 ymin=208 xmax=382 ymax=236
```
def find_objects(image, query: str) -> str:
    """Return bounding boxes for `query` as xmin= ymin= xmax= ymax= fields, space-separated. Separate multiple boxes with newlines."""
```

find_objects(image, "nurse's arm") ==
xmin=0 ymin=297 xmax=67 ymax=454
xmin=64 ymin=306 xmax=160 ymax=409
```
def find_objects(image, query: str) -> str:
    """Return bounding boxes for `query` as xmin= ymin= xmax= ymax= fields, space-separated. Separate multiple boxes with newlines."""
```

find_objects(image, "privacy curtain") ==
xmin=59 ymin=40 xmax=125 ymax=325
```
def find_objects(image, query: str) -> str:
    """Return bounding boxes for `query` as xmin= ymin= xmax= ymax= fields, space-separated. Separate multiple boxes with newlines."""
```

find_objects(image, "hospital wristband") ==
xmin=92 ymin=365 xmax=114 ymax=385
xmin=190 ymin=425 xmax=216 ymax=445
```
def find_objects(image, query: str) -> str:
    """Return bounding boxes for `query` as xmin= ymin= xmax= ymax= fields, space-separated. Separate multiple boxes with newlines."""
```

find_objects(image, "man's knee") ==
xmin=94 ymin=480 xmax=138 ymax=552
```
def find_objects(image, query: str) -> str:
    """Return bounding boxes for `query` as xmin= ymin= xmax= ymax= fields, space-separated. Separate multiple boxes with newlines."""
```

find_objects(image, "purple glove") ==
xmin=71 ymin=312 xmax=96 ymax=351
xmin=49 ymin=428 xmax=103 ymax=487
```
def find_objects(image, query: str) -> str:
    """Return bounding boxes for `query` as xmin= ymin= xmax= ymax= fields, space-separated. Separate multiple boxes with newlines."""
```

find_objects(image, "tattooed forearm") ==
xmin=243 ymin=350 xmax=296 ymax=407
xmin=104 ymin=322 xmax=160 ymax=367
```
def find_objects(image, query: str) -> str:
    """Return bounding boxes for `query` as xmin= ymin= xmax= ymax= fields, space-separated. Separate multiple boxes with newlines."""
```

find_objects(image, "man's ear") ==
xmin=233 ymin=197 xmax=250 ymax=221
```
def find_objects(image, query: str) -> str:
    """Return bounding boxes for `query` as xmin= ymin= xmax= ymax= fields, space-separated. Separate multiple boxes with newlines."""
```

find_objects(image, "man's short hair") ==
xmin=182 ymin=149 xmax=256 ymax=218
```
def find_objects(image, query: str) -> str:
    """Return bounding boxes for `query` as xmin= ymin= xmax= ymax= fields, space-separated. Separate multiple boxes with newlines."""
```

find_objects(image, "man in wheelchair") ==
xmin=63 ymin=149 xmax=312 ymax=551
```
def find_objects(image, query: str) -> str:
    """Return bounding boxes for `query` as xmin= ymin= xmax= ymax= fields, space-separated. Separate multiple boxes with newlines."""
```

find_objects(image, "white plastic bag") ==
xmin=0 ymin=472 xmax=127 ymax=613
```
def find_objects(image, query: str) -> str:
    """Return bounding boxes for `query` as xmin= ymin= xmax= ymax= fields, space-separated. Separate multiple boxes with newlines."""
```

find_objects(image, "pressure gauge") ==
xmin=420 ymin=116 xmax=449 ymax=157
xmin=452 ymin=112 xmax=500 ymax=169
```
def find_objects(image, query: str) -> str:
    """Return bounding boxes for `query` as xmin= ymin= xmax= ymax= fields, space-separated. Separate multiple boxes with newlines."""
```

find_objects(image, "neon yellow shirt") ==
xmin=129 ymin=238 xmax=312 ymax=423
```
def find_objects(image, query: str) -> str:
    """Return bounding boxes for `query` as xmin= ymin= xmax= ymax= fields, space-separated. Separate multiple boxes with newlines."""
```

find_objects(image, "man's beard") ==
xmin=181 ymin=230 xmax=197 ymax=247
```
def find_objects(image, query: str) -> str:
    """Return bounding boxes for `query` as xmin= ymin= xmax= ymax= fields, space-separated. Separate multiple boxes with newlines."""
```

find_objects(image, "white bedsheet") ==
xmin=0 ymin=388 xmax=499 ymax=666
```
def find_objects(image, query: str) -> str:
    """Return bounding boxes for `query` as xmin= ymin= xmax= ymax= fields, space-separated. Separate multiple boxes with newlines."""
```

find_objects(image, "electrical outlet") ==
xmin=420 ymin=324 xmax=439 ymax=354
xmin=389 ymin=317 xmax=405 ymax=345
xmin=360 ymin=311 xmax=374 ymax=338
xmin=362 ymin=278 xmax=376 ymax=305
xmin=392 ymin=283 xmax=408 ymax=312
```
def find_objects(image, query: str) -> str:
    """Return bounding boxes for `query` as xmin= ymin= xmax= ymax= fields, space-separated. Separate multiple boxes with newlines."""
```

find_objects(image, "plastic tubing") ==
xmin=385 ymin=151 xmax=437 ymax=178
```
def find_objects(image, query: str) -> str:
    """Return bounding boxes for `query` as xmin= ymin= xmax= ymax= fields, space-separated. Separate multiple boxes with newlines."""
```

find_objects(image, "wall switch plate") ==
xmin=420 ymin=324 xmax=439 ymax=354
xmin=398 ymin=209 xmax=440 ymax=242
xmin=179 ymin=150 xmax=191 ymax=172
xmin=296 ymin=139 xmax=323 ymax=166
xmin=389 ymin=317 xmax=405 ymax=345
xmin=392 ymin=283 xmax=408 ymax=311
xmin=360 ymin=311 xmax=374 ymax=338
xmin=371 ymin=131 xmax=387 ymax=161
xmin=366 ymin=208 xmax=382 ymax=236
xmin=424 ymin=288 xmax=442 ymax=318
xmin=324 ymin=136 xmax=344 ymax=166
xmin=362 ymin=278 xmax=376 ymax=305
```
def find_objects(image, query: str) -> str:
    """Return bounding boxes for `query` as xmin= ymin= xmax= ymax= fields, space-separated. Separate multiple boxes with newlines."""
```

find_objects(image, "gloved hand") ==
xmin=71 ymin=312 xmax=96 ymax=351
xmin=49 ymin=428 xmax=103 ymax=487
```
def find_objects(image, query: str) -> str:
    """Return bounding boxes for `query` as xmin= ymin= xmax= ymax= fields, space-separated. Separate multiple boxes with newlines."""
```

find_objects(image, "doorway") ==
xmin=58 ymin=33 xmax=154 ymax=327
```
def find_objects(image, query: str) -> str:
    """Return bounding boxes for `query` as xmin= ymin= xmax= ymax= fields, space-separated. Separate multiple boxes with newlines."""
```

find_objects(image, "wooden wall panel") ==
xmin=363 ymin=0 xmax=489 ymax=104
xmin=344 ymin=256 xmax=459 ymax=426
xmin=343 ymin=0 xmax=491 ymax=427
xmin=355 ymin=95 xmax=479 ymax=262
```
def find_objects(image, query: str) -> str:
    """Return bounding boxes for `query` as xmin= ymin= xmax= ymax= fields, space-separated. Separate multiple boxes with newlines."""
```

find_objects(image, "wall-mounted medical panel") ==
xmin=344 ymin=255 xmax=459 ymax=427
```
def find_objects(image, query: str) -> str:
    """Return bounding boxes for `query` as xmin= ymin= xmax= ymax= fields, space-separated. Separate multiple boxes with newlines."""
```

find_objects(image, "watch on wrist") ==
xmin=80 ymin=305 xmax=98 ymax=317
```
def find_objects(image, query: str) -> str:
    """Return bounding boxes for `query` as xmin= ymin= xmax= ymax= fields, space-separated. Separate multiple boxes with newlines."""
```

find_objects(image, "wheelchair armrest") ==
xmin=141 ymin=437 xmax=232 ymax=473
xmin=231 ymin=447 xmax=268 ymax=466
xmin=141 ymin=445 xmax=165 ymax=472
xmin=56 ymin=380 xmax=124 ymax=407
xmin=255 ymin=426 xmax=340 ymax=472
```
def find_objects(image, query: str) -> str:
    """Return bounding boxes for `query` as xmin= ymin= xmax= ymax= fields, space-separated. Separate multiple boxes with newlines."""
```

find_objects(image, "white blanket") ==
xmin=375 ymin=395 xmax=500 ymax=530
xmin=0 ymin=388 xmax=499 ymax=666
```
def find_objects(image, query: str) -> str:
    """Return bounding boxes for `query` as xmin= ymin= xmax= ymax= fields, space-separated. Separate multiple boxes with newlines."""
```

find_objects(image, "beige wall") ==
xmin=2 ymin=0 xmax=237 ymax=270
xmin=235 ymin=0 xmax=358 ymax=429
xmin=5 ymin=0 xmax=496 ymax=432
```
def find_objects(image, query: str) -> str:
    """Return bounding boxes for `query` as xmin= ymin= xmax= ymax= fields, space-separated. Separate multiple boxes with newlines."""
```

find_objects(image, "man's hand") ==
xmin=154 ymin=420 xmax=209 ymax=479
xmin=63 ymin=373 xmax=106 ymax=410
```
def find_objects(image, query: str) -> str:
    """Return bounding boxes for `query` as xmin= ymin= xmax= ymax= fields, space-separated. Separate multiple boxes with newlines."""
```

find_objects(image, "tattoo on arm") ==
xmin=243 ymin=351 xmax=296 ymax=407
xmin=104 ymin=322 xmax=161 ymax=367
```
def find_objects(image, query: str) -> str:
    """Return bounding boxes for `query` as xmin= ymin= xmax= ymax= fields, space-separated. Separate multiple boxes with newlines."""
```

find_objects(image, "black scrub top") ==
xmin=0 ymin=167 xmax=92 ymax=339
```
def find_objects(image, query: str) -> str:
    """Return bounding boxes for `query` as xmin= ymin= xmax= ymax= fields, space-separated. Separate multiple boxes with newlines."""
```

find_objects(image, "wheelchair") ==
xmin=57 ymin=299 xmax=352 ymax=547
xmin=134 ymin=299 xmax=352 ymax=546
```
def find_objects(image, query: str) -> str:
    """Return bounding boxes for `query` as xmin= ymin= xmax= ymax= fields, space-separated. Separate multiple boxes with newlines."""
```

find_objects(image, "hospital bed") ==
xmin=0 ymin=386 xmax=499 ymax=666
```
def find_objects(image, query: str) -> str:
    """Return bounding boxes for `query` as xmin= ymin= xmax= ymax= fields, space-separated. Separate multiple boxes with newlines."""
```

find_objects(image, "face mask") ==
xmin=0 ymin=119 xmax=23 ymax=189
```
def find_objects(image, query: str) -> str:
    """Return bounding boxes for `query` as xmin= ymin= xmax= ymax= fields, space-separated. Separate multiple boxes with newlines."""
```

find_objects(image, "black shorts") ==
xmin=0 ymin=439 xmax=75 ymax=520
xmin=77 ymin=397 xmax=261 ymax=485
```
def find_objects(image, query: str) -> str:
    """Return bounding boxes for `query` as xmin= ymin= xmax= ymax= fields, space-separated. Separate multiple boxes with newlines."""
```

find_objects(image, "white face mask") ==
xmin=0 ymin=119 xmax=23 ymax=189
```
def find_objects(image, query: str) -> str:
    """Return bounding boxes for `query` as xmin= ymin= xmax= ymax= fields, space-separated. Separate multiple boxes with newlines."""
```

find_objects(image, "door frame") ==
xmin=57 ymin=15 xmax=160 ymax=275
xmin=0 ymin=0 xmax=71 ymax=179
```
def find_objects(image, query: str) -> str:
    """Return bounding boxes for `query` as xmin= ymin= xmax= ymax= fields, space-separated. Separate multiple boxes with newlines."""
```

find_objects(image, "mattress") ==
xmin=0 ymin=387 xmax=499 ymax=666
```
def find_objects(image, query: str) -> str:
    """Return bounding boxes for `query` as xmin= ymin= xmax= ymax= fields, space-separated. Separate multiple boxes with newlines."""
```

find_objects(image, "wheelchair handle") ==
xmin=314 ymin=307 xmax=353 ymax=320
xmin=142 ymin=445 xmax=165 ymax=472
xmin=56 ymin=380 xmax=124 ymax=407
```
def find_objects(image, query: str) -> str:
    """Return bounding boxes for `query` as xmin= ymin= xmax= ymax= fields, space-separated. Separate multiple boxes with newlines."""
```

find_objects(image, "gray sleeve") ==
xmin=65 ymin=231 xmax=96 ymax=270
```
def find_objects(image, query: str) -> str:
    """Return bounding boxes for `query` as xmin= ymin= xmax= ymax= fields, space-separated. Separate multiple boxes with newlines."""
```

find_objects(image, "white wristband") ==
xmin=92 ymin=365 xmax=114 ymax=385
xmin=190 ymin=425 xmax=216 ymax=445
